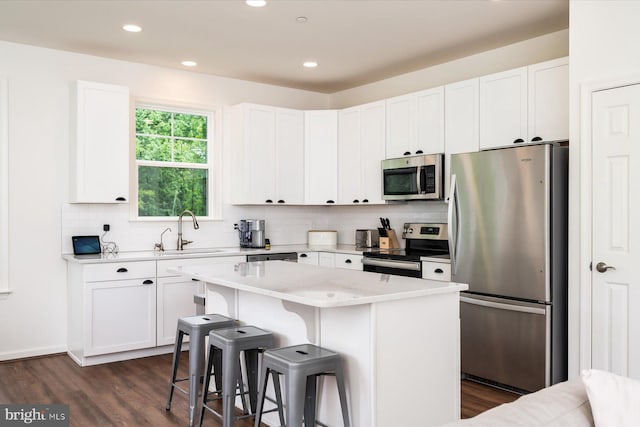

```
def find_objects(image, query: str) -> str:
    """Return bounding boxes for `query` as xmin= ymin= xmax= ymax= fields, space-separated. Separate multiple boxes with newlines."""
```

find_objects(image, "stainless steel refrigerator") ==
xmin=449 ymin=143 xmax=568 ymax=393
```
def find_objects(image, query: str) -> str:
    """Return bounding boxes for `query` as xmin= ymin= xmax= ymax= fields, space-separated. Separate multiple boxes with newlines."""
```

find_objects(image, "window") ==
xmin=133 ymin=103 xmax=218 ymax=219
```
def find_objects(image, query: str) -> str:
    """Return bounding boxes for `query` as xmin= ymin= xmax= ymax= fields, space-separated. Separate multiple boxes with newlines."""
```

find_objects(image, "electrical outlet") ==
xmin=103 ymin=224 xmax=110 ymax=232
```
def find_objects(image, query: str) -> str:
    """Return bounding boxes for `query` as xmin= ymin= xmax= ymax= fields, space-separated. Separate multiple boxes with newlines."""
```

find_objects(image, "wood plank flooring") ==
xmin=0 ymin=353 xmax=519 ymax=426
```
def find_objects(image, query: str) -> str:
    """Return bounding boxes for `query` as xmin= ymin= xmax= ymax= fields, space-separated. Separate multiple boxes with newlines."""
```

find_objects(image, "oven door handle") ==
xmin=362 ymin=258 xmax=422 ymax=272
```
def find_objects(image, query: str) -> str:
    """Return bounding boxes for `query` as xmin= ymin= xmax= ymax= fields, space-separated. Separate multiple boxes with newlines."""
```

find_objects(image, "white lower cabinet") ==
xmin=156 ymin=276 xmax=200 ymax=346
xmin=318 ymin=252 xmax=336 ymax=268
xmin=297 ymin=252 xmax=319 ymax=265
xmin=84 ymin=277 xmax=156 ymax=356
xmin=334 ymin=253 xmax=363 ymax=270
xmin=421 ymin=261 xmax=451 ymax=281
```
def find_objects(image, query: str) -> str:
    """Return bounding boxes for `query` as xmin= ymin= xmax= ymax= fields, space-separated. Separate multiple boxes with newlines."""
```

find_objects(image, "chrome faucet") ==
xmin=177 ymin=210 xmax=200 ymax=250
xmin=154 ymin=227 xmax=172 ymax=252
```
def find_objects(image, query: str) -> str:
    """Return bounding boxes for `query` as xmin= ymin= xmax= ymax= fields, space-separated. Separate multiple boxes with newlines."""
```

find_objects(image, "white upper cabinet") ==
xmin=229 ymin=103 xmax=304 ymax=204
xmin=386 ymin=87 xmax=444 ymax=158
xmin=305 ymin=110 xmax=338 ymax=205
xmin=445 ymin=78 xmax=480 ymax=199
xmin=479 ymin=57 xmax=569 ymax=149
xmin=527 ymin=57 xmax=569 ymax=143
xmin=338 ymin=101 xmax=386 ymax=204
xmin=70 ymin=80 xmax=129 ymax=203
xmin=479 ymin=67 xmax=528 ymax=149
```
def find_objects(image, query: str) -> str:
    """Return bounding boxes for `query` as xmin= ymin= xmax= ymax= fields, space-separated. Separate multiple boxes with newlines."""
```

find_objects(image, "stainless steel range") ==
xmin=362 ymin=223 xmax=449 ymax=277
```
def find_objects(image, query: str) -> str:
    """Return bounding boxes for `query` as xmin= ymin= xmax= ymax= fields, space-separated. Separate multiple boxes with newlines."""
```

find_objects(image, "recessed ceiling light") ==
xmin=181 ymin=60 xmax=197 ymax=67
xmin=122 ymin=24 xmax=142 ymax=33
xmin=246 ymin=0 xmax=266 ymax=7
xmin=303 ymin=61 xmax=318 ymax=68
xmin=296 ymin=16 xmax=308 ymax=23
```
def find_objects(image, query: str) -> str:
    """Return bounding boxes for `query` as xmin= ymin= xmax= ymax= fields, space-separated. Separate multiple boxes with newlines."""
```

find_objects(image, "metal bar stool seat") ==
xmin=254 ymin=343 xmax=350 ymax=427
xmin=200 ymin=325 xmax=285 ymax=427
xmin=166 ymin=314 xmax=236 ymax=427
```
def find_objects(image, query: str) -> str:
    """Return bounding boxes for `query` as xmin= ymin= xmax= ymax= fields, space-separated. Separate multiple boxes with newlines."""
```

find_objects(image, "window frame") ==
xmin=129 ymin=99 xmax=222 ymax=221
xmin=0 ymin=75 xmax=9 ymax=294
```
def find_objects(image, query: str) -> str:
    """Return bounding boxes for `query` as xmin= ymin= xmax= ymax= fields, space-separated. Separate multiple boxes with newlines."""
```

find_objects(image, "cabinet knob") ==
xmin=513 ymin=138 xmax=525 ymax=144
xmin=116 ymin=267 xmax=128 ymax=273
xmin=415 ymin=150 xmax=423 ymax=154
xmin=277 ymin=200 xmax=285 ymax=204
xmin=345 ymin=259 xmax=352 ymax=264
xmin=353 ymin=199 xmax=359 ymax=203
xmin=265 ymin=199 xmax=273 ymax=203
xmin=362 ymin=199 xmax=369 ymax=203
xmin=300 ymin=253 xmax=308 ymax=258
xmin=192 ymin=278 xmax=199 ymax=281
xmin=326 ymin=200 xmax=335 ymax=204
xmin=115 ymin=196 xmax=127 ymax=202
xmin=142 ymin=279 xmax=154 ymax=285
xmin=531 ymin=136 xmax=543 ymax=142
xmin=434 ymin=268 xmax=444 ymax=274
xmin=403 ymin=151 xmax=411 ymax=156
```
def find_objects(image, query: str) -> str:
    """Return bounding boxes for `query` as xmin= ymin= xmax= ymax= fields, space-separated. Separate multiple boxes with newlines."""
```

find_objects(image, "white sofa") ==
xmin=443 ymin=378 xmax=594 ymax=427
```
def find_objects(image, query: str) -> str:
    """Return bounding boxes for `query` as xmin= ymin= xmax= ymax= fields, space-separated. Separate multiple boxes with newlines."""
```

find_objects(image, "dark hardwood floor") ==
xmin=1 ymin=353 xmax=519 ymax=426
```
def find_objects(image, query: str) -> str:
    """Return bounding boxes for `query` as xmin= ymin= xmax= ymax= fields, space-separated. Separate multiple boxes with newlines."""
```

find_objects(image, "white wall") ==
xmin=329 ymin=29 xmax=569 ymax=108
xmin=567 ymin=1 xmax=640 ymax=378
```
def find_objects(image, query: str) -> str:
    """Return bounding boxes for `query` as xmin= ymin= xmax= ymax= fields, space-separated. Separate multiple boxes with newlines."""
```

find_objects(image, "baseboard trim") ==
xmin=0 ymin=345 xmax=68 ymax=362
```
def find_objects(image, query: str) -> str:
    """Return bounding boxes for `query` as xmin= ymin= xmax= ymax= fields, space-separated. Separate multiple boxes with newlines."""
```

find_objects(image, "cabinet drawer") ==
xmin=84 ymin=261 xmax=156 ymax=282
xmin=422 ymin=261 xmax=451 ymax=281
xmin=334 ymin=253 xmax=363 ymax=270
xmin=157 ymin=255 xmax=245 ymax=278
xmin=297 ymin=252 xmax=319 ymax=265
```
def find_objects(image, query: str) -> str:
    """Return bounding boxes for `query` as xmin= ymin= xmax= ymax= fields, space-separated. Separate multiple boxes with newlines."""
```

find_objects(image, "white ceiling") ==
xmin=0 ymin=0 xmax=569 ymax=93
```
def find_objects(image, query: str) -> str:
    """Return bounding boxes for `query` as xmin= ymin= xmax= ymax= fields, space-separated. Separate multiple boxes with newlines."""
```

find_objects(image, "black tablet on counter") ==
xmin=72 ymin=235 xmax=102 ymax=258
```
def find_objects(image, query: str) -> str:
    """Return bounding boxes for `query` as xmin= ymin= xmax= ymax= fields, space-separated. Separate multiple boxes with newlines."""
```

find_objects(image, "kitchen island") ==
xmin=169 ymin=260 xmax=468 ymax=427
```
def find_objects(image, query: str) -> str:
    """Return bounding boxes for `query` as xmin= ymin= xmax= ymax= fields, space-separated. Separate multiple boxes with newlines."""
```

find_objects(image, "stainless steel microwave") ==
xmin=382 ymin=154 xmax=444 ymax=200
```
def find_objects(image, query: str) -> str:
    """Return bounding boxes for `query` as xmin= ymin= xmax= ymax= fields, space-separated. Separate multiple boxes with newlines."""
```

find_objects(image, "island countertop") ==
xmin=167 ymin=260 xmax=468 ymax=308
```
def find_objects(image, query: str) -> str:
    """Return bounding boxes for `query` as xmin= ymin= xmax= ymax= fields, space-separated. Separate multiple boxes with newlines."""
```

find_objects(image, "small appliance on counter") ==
xmin=234 ymin=219 xmax=266 ymax=248
xmin=307 ymin=230 xmax=337 ymax=246
xmin=355 ymin=229 xmax=379 ymax=249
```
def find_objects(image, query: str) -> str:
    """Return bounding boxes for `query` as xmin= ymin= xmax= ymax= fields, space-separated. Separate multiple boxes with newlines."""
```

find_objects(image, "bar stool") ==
xmin=254 ymin=344 xmax=350 ymax=427
xmin=200 ymin=325 xmax=284 ymax=427
xmin=166 ymin=314 xmax=236 ymax=427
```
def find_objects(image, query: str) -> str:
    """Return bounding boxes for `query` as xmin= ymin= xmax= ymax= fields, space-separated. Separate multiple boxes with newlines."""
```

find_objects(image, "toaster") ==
xmin=355 ymin=229 xmax=380 ymax=248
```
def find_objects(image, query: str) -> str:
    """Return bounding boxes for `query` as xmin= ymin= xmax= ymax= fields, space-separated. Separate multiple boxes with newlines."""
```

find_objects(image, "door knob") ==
xmin=596 ymin=262 xmax=616 ymax=273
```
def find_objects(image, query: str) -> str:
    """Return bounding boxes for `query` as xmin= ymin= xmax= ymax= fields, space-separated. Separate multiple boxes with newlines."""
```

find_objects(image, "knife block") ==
xmin=379 ymin=229 xmax=400 ymax=249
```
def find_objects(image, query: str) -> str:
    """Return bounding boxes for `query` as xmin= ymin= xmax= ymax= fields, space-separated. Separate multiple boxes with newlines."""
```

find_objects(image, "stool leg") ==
xmin=166 ymin=329 xmax=184 ymax=411
xmin=272 ymin=371 xmax=285 ymax=426
xmin=212 ymin=347 xmax=223 ymax=391
xmin=335 ymin=363 xmax=351 ymax=427
xmin=285 ymin=372 xmax=307 ymax=427
xmin=199 ymin=343 xmax=216 ymax=427
xmin=188 ymin=333 xmax=206 ymax=427
xmin=253 ymin=364 xmax=270 ymax=427
xmin=222 ymin=349 xmax=240 ymax=427
xmin=244 ymin=349 xmax=260 ymax=413
xmin=237 ymin=359 xmax=249 ymax=415
xmin=304 ymin=375 xmax=317 ymax=427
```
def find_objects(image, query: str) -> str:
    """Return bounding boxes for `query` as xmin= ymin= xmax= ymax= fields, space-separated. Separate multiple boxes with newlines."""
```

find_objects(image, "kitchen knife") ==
xmin=378 ymin=227 xmax=388 ymax=237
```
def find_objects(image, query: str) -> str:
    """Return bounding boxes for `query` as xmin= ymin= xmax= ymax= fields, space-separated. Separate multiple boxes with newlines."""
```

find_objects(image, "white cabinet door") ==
xmin=338 ymin=101 xmax=386 ymax=205
xmin=156 ymin=276 xmax=200 ymax=346
xmin=338 ymin=107 xmax=362 ymax=204
xmin=305 ymin=110 xmax=338 ymax=204
xmin=386 ymin=88 xmax=444 ymax=159
xmin=84 ymin=278 xmax=156 ymax=356
xmin=528 ymin=57 xmax=569 ymax=143
xmin=318 ymin=252 xmax=336 ymax=268
xmin=414 ymin=86 xmax=445 ymax=155
xmin=70 ymin=80 xmax=129 ymax=203
xmin=275 ymin=108 xmax=304 ymax=204
xmin=479 ymin=67 xmax=528 ymax=149
xmin=444 ymin=78 xmax=479 ymax=199
xmin=360 ymin=101 xmax=386 ymax=204
xmin=297 ymin=252 xmax=319 ymax=265
xmin=385 ymin=95 xmax=412 ymax=158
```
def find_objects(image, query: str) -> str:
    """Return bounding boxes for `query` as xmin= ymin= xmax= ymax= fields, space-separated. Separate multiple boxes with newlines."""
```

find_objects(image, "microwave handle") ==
xmin=418 ymin=166 xmax=427 ymax=194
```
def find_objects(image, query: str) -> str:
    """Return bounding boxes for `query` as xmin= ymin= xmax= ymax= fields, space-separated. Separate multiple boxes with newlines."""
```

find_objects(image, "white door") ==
xmin=156 ymin=277 xmax=200 ymax=346
xmin=360 ymin=101 xmax=386 ymax=204
xmin=338 ymin=107 xmax=362 ymax=204
xmin=591 ymin=84 xmax=640 ymax=379
xmin=275 ymin=108 xmax=304 ymax=204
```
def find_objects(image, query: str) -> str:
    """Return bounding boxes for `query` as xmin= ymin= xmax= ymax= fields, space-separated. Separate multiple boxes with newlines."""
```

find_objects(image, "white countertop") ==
xmin=62 ymin=244 xmax=363 ymax=264
xmin=168 ymin=260 xmax=467 ymax=308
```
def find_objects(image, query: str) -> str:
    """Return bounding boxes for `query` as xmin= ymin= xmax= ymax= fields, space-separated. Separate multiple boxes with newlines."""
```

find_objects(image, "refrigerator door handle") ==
xmin=460 ymin=296 xmax=547 ymax=315
xmin=448 ymin=174 xmax=459 ymax=275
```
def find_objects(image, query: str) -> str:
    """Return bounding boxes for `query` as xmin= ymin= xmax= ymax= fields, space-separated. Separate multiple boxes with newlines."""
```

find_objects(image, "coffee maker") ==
xmin=235 ymin=219 xmax=266 ymax=248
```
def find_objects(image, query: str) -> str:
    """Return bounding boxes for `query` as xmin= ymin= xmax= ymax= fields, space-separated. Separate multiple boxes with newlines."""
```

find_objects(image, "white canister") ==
xmin=307 ymin=230 xmax=338 ymax=247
